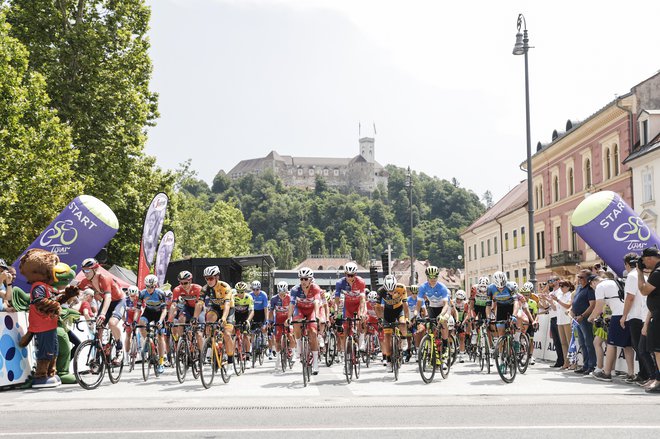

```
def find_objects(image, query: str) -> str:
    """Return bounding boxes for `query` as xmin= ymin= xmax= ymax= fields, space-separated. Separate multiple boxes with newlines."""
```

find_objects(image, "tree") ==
xmin=212 ymin=170 xmax=231 ymax=194
xmin=0 ymin=14 xmax=82 ymax=260
xmin=482 ymin=190 xmax=494 ymax=209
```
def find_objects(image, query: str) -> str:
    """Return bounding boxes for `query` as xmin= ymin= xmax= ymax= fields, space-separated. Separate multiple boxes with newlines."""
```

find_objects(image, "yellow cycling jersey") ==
xmin=202 ymin=281 xmax=234 ymax=309
xmin=377 ymin=283 xmax=407 ymax=309
xmin=233 ymin=293 xmax=254 ymax=314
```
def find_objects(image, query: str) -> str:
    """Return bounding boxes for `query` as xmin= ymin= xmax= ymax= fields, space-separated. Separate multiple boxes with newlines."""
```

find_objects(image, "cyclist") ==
xmin=288 ymin=267 xmax=323 ymax=375
xmin=78 ymin=258 xmax=126 ymax=365
xmin=269 ymin=281 xmax=293 ymax=370
xmin=415 ymin=266 xmax=451 ymax=358
xmin=364 ymin=290 xmax=381 ymax=346
xmin=407 ymin=284 xmax=425 ymax=353
xmin=249 ymin=280 xmax=270 ymax=358
xmin=486 ymin=272 xmax=520 ymax=348
xmin=376 ymin=274 xmax=409 ymax=372
xmin=234 ymin=282 xmax=255 ymax=362
xmin=201 ymin=265 xmax=235 ymax=376
xmin=124 ymin=286 xmax=140 ymax=365
xmin=136 ymin=274 xmax=168 ymax=374
xmin=519 ymin=282 xmax=539 ymax=365
xmin=334 ymin=262 xmax=367 ymax=352
xmin=454 ymin=289 xmax=469 ymax=363
xmin=170 ymin=271 xmax=204 ymax=347
xmin=318 ymin=291 xmax=332 ymax=352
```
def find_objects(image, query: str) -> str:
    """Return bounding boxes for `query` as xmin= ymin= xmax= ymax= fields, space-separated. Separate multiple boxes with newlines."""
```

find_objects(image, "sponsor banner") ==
xmin=137 ymin=193 xmax=168 ymax=289
xmin=571 ymin=191 xmax=660 ymax=277
xmin=155 ymin=231 xmax=175 ymax=286
xmin=11 ymin=195 xmax=119 ymax=292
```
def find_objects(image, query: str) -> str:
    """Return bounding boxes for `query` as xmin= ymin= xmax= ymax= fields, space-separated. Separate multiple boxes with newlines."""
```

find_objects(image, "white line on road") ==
xmin=2 ymin=426 xmax=660 ymax=435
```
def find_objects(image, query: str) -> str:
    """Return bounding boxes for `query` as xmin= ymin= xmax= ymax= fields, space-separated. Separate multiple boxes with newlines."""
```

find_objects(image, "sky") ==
xmin=144 ymin=0 xmax=660 ymax=203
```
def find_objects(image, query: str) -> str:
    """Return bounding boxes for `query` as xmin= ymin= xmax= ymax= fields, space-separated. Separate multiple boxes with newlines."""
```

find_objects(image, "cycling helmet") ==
xmin=298 ymin=267 xmax=314 ymax=279
xmin=177 ymin=270 xmax=193 ymax=281
xmin=493 ymin=271 xmax=507 ymax=288
xmin=506 ymin=281 xmax=518 ymax=292
xmin=470 ymin=284 xmax=478 ymax=295
xmin=235 ymin=281 xmax=248 ymax=293
xmin=144 ymin=274 xmax=158 ymax=288
xmin=478 ymin=276 xmax=490 ymax=287
xmin=455 ymin=290 xmax=467 ymax=301
xmin=409 ymin=284 xmax=419 ymax=294
xmin=368 ymin=291 xmax=379 ymax=302
xmin=344 ymin=262 xmax=358 ymax=275
xmin=251 ymin=280 xmax=261 ymax=290
xmin=425 ymin=265 xmax=439 ymax=278
xmin=81 ymin=258 xmax=100 ymax=270
xmin=384 ymin=274 xmax=397 ymax=291
xmin=277 ymin=281 xmax=288 ymax=293
xmin=203 ymin=265 xmax=220 ymax=277
xmin=521 ymin=282 xmax=534 ymax=293
xmin=127 ymin=285 xmax=139 ymax=296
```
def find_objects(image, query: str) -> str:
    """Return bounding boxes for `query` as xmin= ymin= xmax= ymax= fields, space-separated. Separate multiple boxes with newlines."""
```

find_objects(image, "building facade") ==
xmin=227 ymin=137 xmax=388 ymax=193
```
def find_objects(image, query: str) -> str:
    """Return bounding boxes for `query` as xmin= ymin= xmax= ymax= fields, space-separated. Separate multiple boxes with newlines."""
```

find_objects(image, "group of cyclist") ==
xmin=76 ymin=256 xmax=540 ymax=381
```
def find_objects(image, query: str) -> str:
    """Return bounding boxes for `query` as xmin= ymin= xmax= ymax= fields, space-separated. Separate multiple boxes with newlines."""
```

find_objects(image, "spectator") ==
xmin=637 ymin=247 xmax=660 ymax=393
xmin=553 ymin=279 xmax=574 ymax=370
xmin=78 ymin=288 xmax=96 ymax=320
xmin=570 ymin=269 xmax=597 ymax=374
xmin=622 ymin=253 xmax=654 ymax=384
xmin=0 ymin=259 xmax=16 ymax=313
xmin=589 ymin=273 xmax=635 ymax=381
xmin=541 ymin=276 xmax=564 ymax=368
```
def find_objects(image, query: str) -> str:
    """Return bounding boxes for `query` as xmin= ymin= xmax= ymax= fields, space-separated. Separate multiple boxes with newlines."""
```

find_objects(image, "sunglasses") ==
xmin=346 ymin=274 xmax=355 ymax=277
xmin=180 ymin=281 xmax=190 ymax=285
xmin=83 ymin=269 xmax=92 ymax=273
xmin=428 ymin=276 xmax=438 ymax=280
xmin=299 ymin=277 xmax=310 ymax=281
xmin=205 ymin=276 xmax=216 ymax=281
xmin=146 ymin=286 xmax=155 ymax=289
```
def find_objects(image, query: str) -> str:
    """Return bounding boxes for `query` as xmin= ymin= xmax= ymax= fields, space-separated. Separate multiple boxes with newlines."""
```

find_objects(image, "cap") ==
xmin=642 ymin=247 xmax=660 ymax=258
xmin=587 ymin=274 xmax=600 ymax=283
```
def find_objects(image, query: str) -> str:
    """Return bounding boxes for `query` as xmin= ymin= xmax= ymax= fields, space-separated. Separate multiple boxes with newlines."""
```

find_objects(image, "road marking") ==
xmin=2 ymin=425 xmax=660 ymax=435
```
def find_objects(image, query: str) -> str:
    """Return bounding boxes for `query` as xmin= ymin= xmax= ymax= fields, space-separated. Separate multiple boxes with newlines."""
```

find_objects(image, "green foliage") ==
xmin=0 ymin=13 xmax=81 ymax=260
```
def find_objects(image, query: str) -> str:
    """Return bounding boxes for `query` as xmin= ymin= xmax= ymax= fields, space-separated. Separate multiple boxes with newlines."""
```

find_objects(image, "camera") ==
xmin=594 ymin=317 xmax=604 ymax=328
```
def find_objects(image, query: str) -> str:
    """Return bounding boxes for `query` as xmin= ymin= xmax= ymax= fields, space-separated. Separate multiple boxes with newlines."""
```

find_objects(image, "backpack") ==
xmin=613 ymin=278 xmax=625 ymax=303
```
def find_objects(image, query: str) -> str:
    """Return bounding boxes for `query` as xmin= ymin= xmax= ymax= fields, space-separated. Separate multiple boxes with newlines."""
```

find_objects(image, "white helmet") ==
xmin=251 ymin=280 xmax=261 ymax=290
xmin=455 ymin=290 xmax=467 ymax=300
xmin=344 ymin=262 xmax=358 ymax=275
xmin=203 ymin=265 xmax=220 ymax=278
xmin=127 ymin=285 xmax=140 ymax=296
xmin=368 ymin=291 xmax=379 ymax=302
xmin=144 ymin=274 xmax=158 ymax=288
xmin=384 ymin=274 xmax=397 ymax=291
xmin=478 ymin=276 xmax=490 ymax=287
xmin=521 ymin=282 xmax=534 ymax=294
xmin=298 ymin=267 xmax=314 ymax=279
xmin=177 ymin=270 xmax=193 ymax=281
xmin=277 ymin=281 xmax=288 ymax=293
xmin=493 ymin=271 xmax=507 ymax=288
xmin=507 ymin=281 xmax=518 ymax=292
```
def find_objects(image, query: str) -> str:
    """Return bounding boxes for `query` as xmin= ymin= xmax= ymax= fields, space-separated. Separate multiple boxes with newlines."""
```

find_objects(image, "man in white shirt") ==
xmin=621 ymin=253 xmax=654 ymax=383
xmin=589 ymin=274 xmax=634 ymax=381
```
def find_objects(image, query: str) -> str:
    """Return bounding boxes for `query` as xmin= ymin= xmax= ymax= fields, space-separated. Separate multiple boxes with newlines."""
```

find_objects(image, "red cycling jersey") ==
xmin=172 ymin=284 xmax=202 ymax=307
xmin=79 ymin=273 xmax=125 ymax=301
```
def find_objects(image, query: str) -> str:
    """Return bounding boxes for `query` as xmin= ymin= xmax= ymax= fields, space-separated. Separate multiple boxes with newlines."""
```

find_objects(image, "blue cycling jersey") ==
xmin=417 ymin=281 xmax=449 ymax=308
xmin=487 ymin=284 xmax=517 ymax=305
xmin=250 ymin=290 xmax=269 ymax=311
xmin=138 ymin=288 xmax=167 ymax=312
xmin=407 ymin=295 xmax=425 ymax=310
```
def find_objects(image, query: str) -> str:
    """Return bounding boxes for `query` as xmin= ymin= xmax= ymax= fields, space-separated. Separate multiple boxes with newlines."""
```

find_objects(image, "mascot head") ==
xmin=19 ymin=248 xmax=60 ymax=285
xmin=53 ymin=263 xmax=77 ymax=289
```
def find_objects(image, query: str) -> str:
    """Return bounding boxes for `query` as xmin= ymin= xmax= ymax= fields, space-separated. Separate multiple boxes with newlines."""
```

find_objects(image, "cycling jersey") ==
xmin=172 ymin=284 xmax=202 ymax=308
xmin=202 ymin=281 xmax=234 ymax=309
xmin=250 ymin=290 xmax=269 ymax=311
xmin=473 ymin=287 xmax=490 ymax=307
xmin=487 ymin=284 xmax=517 ymax=305
xmin=377 ymin=283 xmax=407 ymax=309
xmin=527 ymin=298 xmax=538 ymax=316
xmin=234 ymin=293 xmax=254 ymax=314
xmin=335 ymin=276 xmax=366 ymax=308
xmin=138 ymin=288 xmax=167 ymax=313
xmin=455 ymin=300 xmax=467 ymax=321
xmin=290 ymin=283 xmax=323 ymax=312
xmin=417 ymin=281 xmax=449 ymax=308
xmin=269 ymin=294 xmax=291 ymax=318
xmin=78 ymin=273 xmax=125 ymax=301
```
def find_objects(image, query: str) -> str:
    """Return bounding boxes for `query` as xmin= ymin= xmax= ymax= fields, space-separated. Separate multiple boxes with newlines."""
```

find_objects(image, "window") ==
xmin=514 ymin=269 xmax=519 ymax=284
xmin=487 ymin=239 xmax=491 ymax=256
xmin=323 ymin=169 xmax=328 ymax=176
xmin=568 ymin=168 xmax=574 ymax=195
xmin=468 ymin=246 xmax=472 ymax=261
xmin=297 ymin=168 xmax=303 ymax=176
xmin=521 ymin=227 xmax=526 ymax=246
xmin=536 ymin=231 xmax=545 ymax=260
xmin=522 ymin=268 xmax=527 ymax=283
xmin=613 ymin=144 xmax=620 ymax=176
xmin=481 ymin=241 xmax=484 ymax=258
xmin=506 ymin=272 xmax=510 ymax=281
xmin=513 ymin=230 xmax=518 ymax=249
xmin=474 ymin=244 xmax=477 ymax=260
xmin=555 ymin=226 xmax=561 ymax=252
xmin=505 ymin=232 xmax=509 ymax=251
xmin=572 ymin=228 xmax=578 ymax=251
xmin=494 ymin=237 xmax=498 ymax=254
xmin=585 ymin=158 xmax=592 ymax=188
xmin=540 ymin=183 xmax=544 ymax=207
xmin=309 ymin=168 xmax=315 ymax=176
xmin=334 ymin=169 xmax=339 ymax=176
xmin=534 ymin=187 xmax=539 ymax=210
xmin=641 ymin=120 xmax=649 ymax=145
xmin=553 ymin=176 xmax=559 ymax=202
xmin=605 ymin=148 xmax=611 ymax=180
xmin=643 ymin=169 xmax=654 ymax=203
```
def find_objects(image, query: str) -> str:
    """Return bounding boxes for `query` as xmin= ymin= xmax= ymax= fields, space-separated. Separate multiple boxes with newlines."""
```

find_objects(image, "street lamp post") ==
xmin=513 ymin=13 xmax=536 ymax=289
xmin=406 ymin=167 xmax=414 ymax=284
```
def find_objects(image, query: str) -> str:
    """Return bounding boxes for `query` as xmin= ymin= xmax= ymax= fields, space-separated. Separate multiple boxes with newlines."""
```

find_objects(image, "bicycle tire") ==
xmin=392 ymin=334 xmax=399 ymax=381
xmin=450 ymin=334 xmax=459 ymax=366
xmin=344 ymin=337 xmax=353 ymax=383
xmin=495 ymin=337 xmax=517 ymax=383
xmin=302 ymin=336 xmax=309 ymax=387
xmin=199 ymin=338 xmax=215 ymax=388
xmin=73 ymin=339 xmax=105 ymax=390
xmin=353 ymin=338 xmax=360 ymax=379
xmin=176 ymin=336 xmax=189 ymax=383
xmin=152 ymin=341 xmax=161 ymax=377
xmin=325 ymin=331 xmax=337 ymax=367
xmin=141 ymin=340 xmax=151 ymax=382
xmin=190 ymin=336 xmax=201 ymax=380
xmin=418 ymin=334 xmax=436 ymax=383
xmin=438 ymin=338 xmax=450 ymax=379
xmin=280 ymin=333 xmax=288 ymax=373
xmin=517 ymin=333 xmax=530 ymax=374
xmin=128 ymin=331 xmax=139 ymax=373
xmin=107 ymin=340 xmax=124 ymax=384
xmin=233 ymin=345 xmax=243 ymax=377
xmin=219 ymin=344 xmax=231 ymax=383
xmin=258 ymin=333 xmax=265 ymax=366
xmin=363 ymin=334 xmax=372 ymax=368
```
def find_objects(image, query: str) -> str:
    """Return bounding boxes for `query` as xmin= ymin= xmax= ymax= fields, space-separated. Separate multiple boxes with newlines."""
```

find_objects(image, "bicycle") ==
xmin=172 ymin=321 xmax=201 ymax=383
xmin=493 ymin=318 xmax=518 ymax=383
xmin=343 ymin=313 xmax=361 ymax=383
xmin=125 ymin=321 xmax=141 ymax=373
xmin=251 ymin=322 xmax=267 ymax=369
xmin=232 ymin=321 xmax=248 ymax=376
xmin=199 ymin=321 xmax=231 ymax=389
xmin=293 ymin=318 xmax=315 ymax=387
xmin=417 ymin=317 xmax=452 ymax=383
xmin=361 ymin=321 xmax=380 ymax=368
xmin=136 ymin=321 xmax=163 ymax=382
xmin=516 ymin=327 xmax=531 ymax=374
xmin=72 ymin=319 xmax=124 ymax=390
xmin=273 ymin=323 xmax=295 ymax=372
xmin=324 ymin=321 xmax=338 ymax=367
xmin=475 ymin=318 xmax=492 ymax=374
xmin=382 ymin=320 xmax=405 ymax=381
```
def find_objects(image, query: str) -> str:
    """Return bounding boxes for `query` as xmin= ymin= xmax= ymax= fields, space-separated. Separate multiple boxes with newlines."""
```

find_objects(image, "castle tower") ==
xmin=359 ymin=137 xmax=375 ymax=163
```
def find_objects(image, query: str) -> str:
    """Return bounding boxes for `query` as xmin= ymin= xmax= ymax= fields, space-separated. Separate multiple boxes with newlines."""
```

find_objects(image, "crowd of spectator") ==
xmin=536 ymin=247 xmax=660 ymax=393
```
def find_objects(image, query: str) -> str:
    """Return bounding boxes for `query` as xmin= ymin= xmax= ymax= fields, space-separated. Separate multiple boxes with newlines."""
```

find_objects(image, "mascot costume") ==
xmin=13 ymin=249 xmax=80 ymax=387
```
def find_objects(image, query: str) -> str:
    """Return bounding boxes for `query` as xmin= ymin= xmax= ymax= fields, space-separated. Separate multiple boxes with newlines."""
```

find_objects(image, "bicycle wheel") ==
xmin=418 ymin=334 xmax=436 ymax=383
xmin=485 ymin=337 xmax=491 ymax=374
xmin=128 ymin=333 xmax=139 ymax=373
xmin=438 ymin=338 xmax=450 ymax=379
xmin=258 ymin=333 xmax=265 ymax=366
xmin=233 ymin=345 xmax=243 ymax=377
xmin=190 ymin=337 xmax=201 ymax=380
xmin=219 ymin=345 xmax=231 ymax=383
xmin=517 ymin=333 xmax=530 ymax=374
xmin=325 ymin=331 xmax=337 ymax=367
xmin=280 ymin=334 xmax=288 ymax=373
xmin=363 ymin=334 xmax=372 ymax=368
xmin=353 ymin=338 xmax=361 ymax=379
xmin=176 ymin=336 xmax=189 ymax=383
xmin=302 ymin=337 xmax=309 ymax=387
xmin=392 ymin=334 xmax=399 ymax=381
xmin=152 ymin=341 xmax=161 ymax=377
xmin=344 ymin=337 xmax=353 ymax=384
xmin=495 ymin=337 xmax=517 ymax=383
xmin=199 ymin=338 xmax=215 ymax=389
xmin=73 ymin=340 xmax=105 ymax=390
xmin=107 ymin=342 xmax=124 ymax=384
xmin=142 ymin=340 xmax=152 ymax=382
xmin=450 ymin=334 xmax=459 ymax=366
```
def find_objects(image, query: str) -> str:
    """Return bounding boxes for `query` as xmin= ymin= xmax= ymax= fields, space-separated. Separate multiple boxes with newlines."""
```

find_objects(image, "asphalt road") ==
xmin=2 ymin=355 xmax=659 ymax=438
